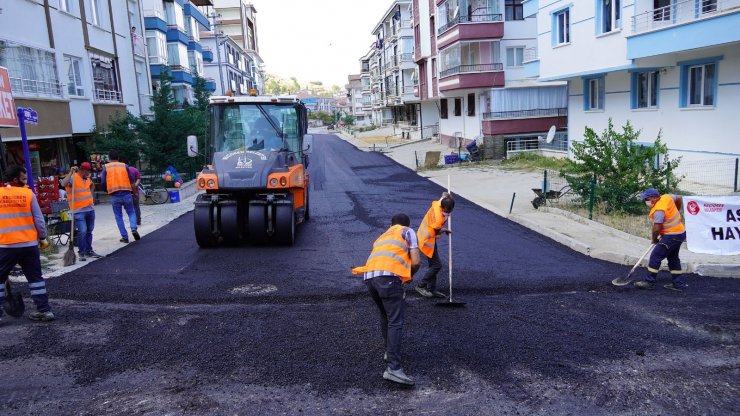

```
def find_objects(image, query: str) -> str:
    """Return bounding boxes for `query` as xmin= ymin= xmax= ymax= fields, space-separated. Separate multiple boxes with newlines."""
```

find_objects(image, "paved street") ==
xmin=1 ymin=135 xmax=738 ymax=415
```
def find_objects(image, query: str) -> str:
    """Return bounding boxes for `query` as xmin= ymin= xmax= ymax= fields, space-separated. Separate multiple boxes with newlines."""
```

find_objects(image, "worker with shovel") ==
xmin=0 ymin=165 xmax=55 ymax=322
xmin=633 ymin=188 xmax=687 ymax=291
xmin=61 ymin=162 xmax=103 ymax=261
xmin=415 ymin=192 xmax=455 ymax=299
xmin=352 ymin=213 xmax=421 ymax=386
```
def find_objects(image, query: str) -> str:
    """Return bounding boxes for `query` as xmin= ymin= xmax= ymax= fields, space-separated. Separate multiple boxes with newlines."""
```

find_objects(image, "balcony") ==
xmin=438 ymin=13 xmax=503 ymax=34
xmin=628 ymin=0 xmax=740 ymax=58
xmin=94 ymin=88 xmax=123 ymax=103
xmin=202 ymin=48 xmax=213 ymax=62
xmin=482 ymin=108 xmax=567 ymax=136
xmin=10 ymin=77 xmax=63 ymax=98
xmin=437 ymin=15 xmax=504 ymax=49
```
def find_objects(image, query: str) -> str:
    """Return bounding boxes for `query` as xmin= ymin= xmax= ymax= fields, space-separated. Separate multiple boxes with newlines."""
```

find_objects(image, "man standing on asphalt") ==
xmin=415 ymin=192 xmax=455 ymax=299
xmin=101 ymin=151 xmax=140 ymax=243
xmin=122 ymin=158 xmax=142 ymax=226
xmin=0 ymin=166 xmax=55 ymax=321
xmin=61 ymin=162 xmax=102 ymax=261
xmin=352 ymin=213 xmax=421 ymax=386
xmin=634 ymin=188 xmax=687 ymax=291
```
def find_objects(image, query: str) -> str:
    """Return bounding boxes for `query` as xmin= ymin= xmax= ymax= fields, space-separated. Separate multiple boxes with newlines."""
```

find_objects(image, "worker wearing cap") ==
xmin=634 ymin=188 xmax=687 ymax=291
xmin=61 ymin=162 xmax=102 ymax=261
xmin=352 ymin=213 xmax=421 ymax=386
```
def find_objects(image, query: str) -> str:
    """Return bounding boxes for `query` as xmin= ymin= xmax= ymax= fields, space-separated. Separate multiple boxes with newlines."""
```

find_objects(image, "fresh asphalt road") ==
xmin=1 ymin=135 xmax=738 ymax=415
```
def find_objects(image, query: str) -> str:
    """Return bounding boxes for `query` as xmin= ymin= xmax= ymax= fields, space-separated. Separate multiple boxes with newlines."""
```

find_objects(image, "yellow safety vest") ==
xmin=352 ymin=225 xmax=412 ymax=282
xmin=105 ymin=161 xmax=131 ymax=194
xmin=0 ymin=186 xmax=38 ymax=244
xmin=417 ymin=200 xmax=445 ymax=257
xmin=66 ymin=173 xmax=94 ymax=210
xmin=649 ymin=194 xmax=685 ymax=235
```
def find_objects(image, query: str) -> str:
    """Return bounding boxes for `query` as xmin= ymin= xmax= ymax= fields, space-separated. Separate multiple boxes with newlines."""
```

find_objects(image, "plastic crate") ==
xmin=444 ymin=154 xmax=459 ymax=164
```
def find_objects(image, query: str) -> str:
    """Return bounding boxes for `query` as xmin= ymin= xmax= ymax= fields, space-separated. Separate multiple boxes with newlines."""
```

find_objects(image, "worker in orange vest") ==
xmin=352 ymin=213 xmax=421 ymax=386
xmin=634 ymin=188 xmax=687 ymax=291
xmin=0 ymin=165 xmax=55 ymax=321
xmin=61 ymin=162 xmax=103 ymax=261
xmin=101 ymin=150 xmax=140 ymax=243
xmin=415 ymin=192 xmax=455 ymax=299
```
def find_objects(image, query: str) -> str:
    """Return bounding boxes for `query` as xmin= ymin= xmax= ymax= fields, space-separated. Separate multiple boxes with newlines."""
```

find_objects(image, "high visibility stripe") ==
xmin=353 ymin=225 xmax=412 ymax=281
xmin=367 ymin=250 xmax=411 ymax=269
xmin=0 ymin=225 xmax=36 ymax=232
xmin=28 ymin=281 xmax=46 ymax=288
xmin=30 ymin=289 xmax=47 ymax=295
xmin=0 ymin=212 xmax=33 ymax=219
xmin=670 ymin=270 xmax=683 ymax=274
xmin=647 ymin=267 xmax=659 ymax=273
xmin=417 ymin=200 xmax=445 ymax=257
xmin=373 ymin=239 xmax=408 ymax=251
xmin=649 ymin=195 xmax=685 ymax=235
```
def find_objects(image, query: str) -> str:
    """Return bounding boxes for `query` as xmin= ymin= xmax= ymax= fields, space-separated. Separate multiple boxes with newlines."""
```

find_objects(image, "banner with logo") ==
xmin=684 ymin=196 xmax=740 ymax=255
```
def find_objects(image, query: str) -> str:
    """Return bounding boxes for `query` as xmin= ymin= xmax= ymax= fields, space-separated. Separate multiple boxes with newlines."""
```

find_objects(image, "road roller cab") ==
xmin=187 ymin=93 xmax=312 ymax=247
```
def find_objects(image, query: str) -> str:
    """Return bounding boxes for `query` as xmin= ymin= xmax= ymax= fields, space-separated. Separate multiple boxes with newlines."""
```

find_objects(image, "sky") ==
xmin=249 ymin=0 xmax=394 ymax=89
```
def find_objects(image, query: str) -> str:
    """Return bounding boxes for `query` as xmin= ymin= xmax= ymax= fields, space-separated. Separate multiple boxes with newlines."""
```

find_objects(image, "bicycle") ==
xmin=138 ymin=183 xmax=170 ymax=205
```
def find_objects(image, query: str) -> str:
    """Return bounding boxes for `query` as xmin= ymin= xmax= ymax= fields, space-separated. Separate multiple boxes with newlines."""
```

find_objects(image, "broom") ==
xmin=63 ymin=170 xmax=76 ymax=266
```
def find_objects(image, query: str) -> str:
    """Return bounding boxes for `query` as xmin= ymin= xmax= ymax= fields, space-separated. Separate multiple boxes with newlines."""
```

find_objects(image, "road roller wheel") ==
xmin=194 ymin=202 xmax=218 ymax=248
xmin=274 ymin=203 xmax=295 ymax=245
xmin=248 ymin=201 xmax=269 ymax=245
xmin=220 ymin=202 xmax=243 ymax=245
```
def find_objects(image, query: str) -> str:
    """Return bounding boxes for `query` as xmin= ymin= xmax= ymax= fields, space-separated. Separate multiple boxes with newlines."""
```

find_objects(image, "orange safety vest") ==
xmin=352 ymin=225 xmax=413 ymax=282
xmin=66 ymin=173 xmax=94 ymax=211
xmin=0 ymin=186 xmax=38 ymax=244
xmin=649 ymin=194 xmax=685 ymax=235
xmin=417 ymin=200 xmax=445 ymax=257
xmin=105 ymin=161 xmax=131 ymax=194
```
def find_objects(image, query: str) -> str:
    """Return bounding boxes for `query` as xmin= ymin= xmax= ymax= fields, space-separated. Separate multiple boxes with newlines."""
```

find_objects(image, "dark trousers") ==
xmin=0 ymin=246 xmax=51 ymax=314
xmin=646 ymin=232 xmax=686 ymax=287
xmin=419 ymin=242 xmax=442 ymax=291
xmin=133 ymin=191 xmax=141 ymax=225
xmin=365 ymin=275 xmax=405 ymax=371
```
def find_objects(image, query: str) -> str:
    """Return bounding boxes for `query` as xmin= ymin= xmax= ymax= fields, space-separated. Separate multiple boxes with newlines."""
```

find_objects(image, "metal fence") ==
xmin=534 ymin=157 xmax=739 ymax=239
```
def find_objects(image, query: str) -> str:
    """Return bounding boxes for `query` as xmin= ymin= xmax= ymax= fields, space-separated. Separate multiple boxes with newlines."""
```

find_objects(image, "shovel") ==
xmin=436 ymin=175 xmax=466 ymax=308
xmin=63 ymin=172 xmax=76 ymax=266
xmin=612 ymin=243 xmax=655 ymax=286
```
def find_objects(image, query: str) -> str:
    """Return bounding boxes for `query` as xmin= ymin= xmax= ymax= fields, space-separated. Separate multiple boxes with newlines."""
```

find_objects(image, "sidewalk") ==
xmin=332 ymin=128 xmax=740 ymax=278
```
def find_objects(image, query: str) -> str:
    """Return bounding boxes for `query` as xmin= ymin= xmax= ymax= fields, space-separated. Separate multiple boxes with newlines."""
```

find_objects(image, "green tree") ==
xmin=563 ymin=119 xmax=682 ymax=214
xmin=86 ymin=112 xmax=144 ymax=165
xmin=341 ymin=114 xmax=355 ymax=126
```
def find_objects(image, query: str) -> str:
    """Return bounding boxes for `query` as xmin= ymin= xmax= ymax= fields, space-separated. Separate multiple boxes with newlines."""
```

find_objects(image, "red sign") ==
xmin=0 ymin=66 xmax=18 ymax=128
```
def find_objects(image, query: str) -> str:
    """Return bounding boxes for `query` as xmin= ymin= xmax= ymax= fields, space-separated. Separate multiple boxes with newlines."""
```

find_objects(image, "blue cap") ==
xmin=639 ymin=188 xmax=660 ymax=199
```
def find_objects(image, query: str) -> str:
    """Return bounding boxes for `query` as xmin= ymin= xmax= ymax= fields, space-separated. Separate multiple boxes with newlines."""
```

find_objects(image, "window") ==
xmin=632 ymin=71 xmax=658 ymax=109
xmin=553 ymin=8 xmax=570 ymax=45
xmin=454 ymin=98 xmax=462 ymax=116
xmin=0 ymin=42 xmax=62 ymax=98
xmin=598 ymin=0 xmax=621 ymax=33
xmin=583 ymin=76 xmax=605 ymax=111
xmin=653 ymin=0 xmax=671 ymax=21
xmin=145 ymin=31 xmax=167 ymax=64
xmin=505 ymin=0 xmax=524 ymax=21
xmin=90 ymin=54 xmax=121 ymax=102
xmin=441 ymin=98 xmax=448 ymax=119
xmin=686 ymin=63 xmax=716 ymax=106
xmin=59 ymin=0 xmax=72 ymax=13
xmin=64 ymin=55 xmax=84 ymax=97
xmin=506 ymin=47 xmax=524 ymax=67
xmin=467 ymin=93 xmax=475 ymax=116
xmin=89 ymin=0 xmax=102 ymax=26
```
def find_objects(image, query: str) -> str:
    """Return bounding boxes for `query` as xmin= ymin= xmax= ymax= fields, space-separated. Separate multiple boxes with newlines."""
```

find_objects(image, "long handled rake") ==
xmin=436 ymin=175 xmax=466 ymax=308
xmin=611 ymin=243 xmax=655 ymax=286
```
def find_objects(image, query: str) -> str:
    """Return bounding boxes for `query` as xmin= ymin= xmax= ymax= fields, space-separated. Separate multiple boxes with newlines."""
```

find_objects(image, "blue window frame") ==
xmin=596 ymin=0 xmax=621 ymax=34
xmin=631 ymin=70 xmax=659 ymax=109
xmin=583 ymin=76 xmax=605 ymax=111
xmin=678 ymin=57 xmax=720 ymax=107
xmin=551 ymin=7 xmax=571 ymax=46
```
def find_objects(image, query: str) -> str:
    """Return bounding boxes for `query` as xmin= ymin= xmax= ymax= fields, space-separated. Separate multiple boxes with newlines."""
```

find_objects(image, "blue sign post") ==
xmin=16 ymin=107 xmax=38 ymax=191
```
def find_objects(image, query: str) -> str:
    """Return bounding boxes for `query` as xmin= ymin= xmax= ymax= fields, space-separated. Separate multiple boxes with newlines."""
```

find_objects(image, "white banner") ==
xmin=684 ymin=196 xmax=740 ymax=255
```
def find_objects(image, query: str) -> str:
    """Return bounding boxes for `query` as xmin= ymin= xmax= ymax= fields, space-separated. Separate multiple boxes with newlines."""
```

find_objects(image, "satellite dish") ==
xmin=545 ymin=125 xmax=556 ymax=144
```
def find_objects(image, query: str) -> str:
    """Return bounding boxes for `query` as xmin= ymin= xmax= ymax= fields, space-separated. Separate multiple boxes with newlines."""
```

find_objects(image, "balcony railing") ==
xmin=523 ymin=47 xmax=538 ymax=62
xmin=403 ymin=86 xmax=416 ymax=94
xmin=439 ymin=63 xmax=503 ymax=78
xmin=483 ymin=108 xmax=567 ymax=120
xmin=94 ymin=88 xmax=123 ymax=103
xmin=438 ymin=13 xmax=503 ymax=34
xmin=9 ymin=77 xmax=63 ymax=98
xmin=400 ymin=53 xmax=413 ymax=63
xmin=631 ymin=0 xmax=738 ymax=34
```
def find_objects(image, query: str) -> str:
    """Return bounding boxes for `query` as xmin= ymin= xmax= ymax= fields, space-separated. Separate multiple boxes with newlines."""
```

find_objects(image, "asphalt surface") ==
xmin=1 ymin=135 xmax=738 ymax=415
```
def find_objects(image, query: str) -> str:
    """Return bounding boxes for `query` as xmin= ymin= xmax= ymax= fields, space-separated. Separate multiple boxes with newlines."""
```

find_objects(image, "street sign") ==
xmin=0 ymin=66 xmax=18 ymax=128
xmin=21 ymin=107 xmax=38 ymax=125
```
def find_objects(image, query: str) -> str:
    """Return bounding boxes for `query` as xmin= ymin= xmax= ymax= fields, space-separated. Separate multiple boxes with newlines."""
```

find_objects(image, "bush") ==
xmin=563 ymin=119 xmax=682 ymax=214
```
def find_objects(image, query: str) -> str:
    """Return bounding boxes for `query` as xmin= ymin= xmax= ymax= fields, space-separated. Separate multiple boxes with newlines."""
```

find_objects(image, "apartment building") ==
xmin=346 ymin=74 xmax=372 ymax=126
xmin=411 ymin=0 xmax=441 ymax=138
xmin=370 ymin=1 xmax=417 ymax=126
xmin=0 ymin=0 xmax=151 ymax=175
xmin=527 ymin=0 xmax=740 ymax=160
xmin=199 ymin=0 xmax=264 ymax=94
xmin=142 ymin=0 xmax=215 ymax=105
xmin=199 ymin=33 xmax=257 ymax=96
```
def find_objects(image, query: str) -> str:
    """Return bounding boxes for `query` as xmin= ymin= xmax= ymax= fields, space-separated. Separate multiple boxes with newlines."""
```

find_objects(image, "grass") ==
xmin=501 ymin=153 xmax=570 ymax=171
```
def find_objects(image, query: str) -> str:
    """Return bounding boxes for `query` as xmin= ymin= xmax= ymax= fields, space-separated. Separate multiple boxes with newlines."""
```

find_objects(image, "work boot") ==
xmin=415 ymin=286 xmax=433 ymax=298
xmin=383 ymin=367 xmax=414 ymax=386
xmin=120 ymin=238 xmax=129 ymax=243
xmin=29 ymin=311 xmax=55 ymax=322
xmin=78 ymin=254 xmax=86 ymax=262
xmin=634 ymin=281 xmax=655 ymax=290
xmin=132 ymin=230 xmax=141 ymax=241
xmin=663 ymin=283 xmax=684 ymax=292
xmin=87 ymin=251 xmax=104 ymax=258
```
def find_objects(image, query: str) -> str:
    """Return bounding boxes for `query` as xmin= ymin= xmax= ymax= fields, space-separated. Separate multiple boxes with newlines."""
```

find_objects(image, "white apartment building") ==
xmin=527 ymin=0 xmax=740 ymax=160
xmin=411 ymin=0 xmax=440 ymax=139
xmin=0 ymin=0 xmax=151 ymax=175
xmin=200 ymin=34 xmax=257 ymax=96
xmin=346 ymin=74 xmax=370 ymax=126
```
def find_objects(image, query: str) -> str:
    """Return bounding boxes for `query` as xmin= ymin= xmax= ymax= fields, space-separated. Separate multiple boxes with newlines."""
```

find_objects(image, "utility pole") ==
xmin=209 ymin=12 xmax=225 ymax=94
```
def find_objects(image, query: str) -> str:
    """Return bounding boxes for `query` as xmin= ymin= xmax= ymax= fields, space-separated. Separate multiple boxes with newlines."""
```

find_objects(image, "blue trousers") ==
xmin=111 ymin=192 xmax=137 ymax=240
xmin=646 ymin=232 xmax=686 ymax=288
xmin=74 ymin=210 xmax=96 ymax=254
xmin=366 ymin=275 xmax=405 ymax=371
xmin=0 ymin=246 xmax=51 ymax=314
